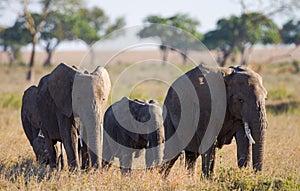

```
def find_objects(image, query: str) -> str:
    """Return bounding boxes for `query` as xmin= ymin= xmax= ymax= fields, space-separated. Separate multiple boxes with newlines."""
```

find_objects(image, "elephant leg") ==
xmin=146 ymin=138 xmax=155 ymax=169
xmin=57 ymin=114 xmax=79 ymax=170
xmin=235 ymin=129 xmax=250 ymax=168
xmin=102 ymin=160 xmax=112 ymax=170
xmin=102 ymin=135 xmax=114 ymax=169
xmin=146 ymin=149 xmax=154 ymax=170
xmin=185 ymin=150 xmax=199 ymax=174
xmin=159 ymin=153 xmax=180 ymax=178
xmin=201 ymin=146 xmax=216 ymax=177
xmin=179 ymin=151 xmax=185 ymax=167
xmin=80 ymin=140 xmax=90 ymax=169
xmin=120 ymin=153 xmax=133 ymax=174
xmin=59 ymin=142 xmax=65 ymax=170
xmin=54 ymin=141 xmax=65 ymax=170
xmin=79 ymin=126 xmax=90 ymax=170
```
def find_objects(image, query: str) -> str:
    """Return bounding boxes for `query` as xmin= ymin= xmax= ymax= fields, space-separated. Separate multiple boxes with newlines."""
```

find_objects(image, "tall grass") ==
xmin=0 ymin=64 xmax=299 ymax=190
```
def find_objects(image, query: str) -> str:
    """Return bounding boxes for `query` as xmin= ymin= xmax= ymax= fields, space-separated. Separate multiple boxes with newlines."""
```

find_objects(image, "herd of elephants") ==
xmin=21 ymin=62 xmax=268 ymax=178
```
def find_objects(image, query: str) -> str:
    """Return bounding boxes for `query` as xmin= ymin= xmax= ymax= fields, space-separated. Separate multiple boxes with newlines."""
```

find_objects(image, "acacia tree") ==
xmin=75 ymin=7 xmax=125 ymax=46
xmin=0 ymin=16 xmax=31 ymax=65
xmin=280 ymin=19 xmax=300 ymax=73
xmin=236 ymin=0 xmax=300 ymax=17
xmin=73 ymin=7 xmax=125 ymax=65
xmin=40 ymin=11 xmax=78 ymax=66
xmin=34 ymin=4 xmax=125 ymax=67
xmin=138 ymin=13 xmax=202 ymax=64
xmin=19 ymin=0 xmax=82 ymax=81
xmin=280 ymin=20 xmax=300 ymax=46
xmin=203 ymin=12 xmax=281 ymax=66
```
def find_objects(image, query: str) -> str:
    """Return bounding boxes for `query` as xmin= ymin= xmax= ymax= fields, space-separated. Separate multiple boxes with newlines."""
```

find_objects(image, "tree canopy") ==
xmin=138 ymin=13 xmax=202 ymax=64
xmin=1 ymin=0 xmax=300 ymax=71
xmin=0 ymin=16 xmax=31 ymax=65
xmin=203 ymin=12 xmax=281 ymax=66
xmin=0 ymin=0 xmax=125 ymax=79
xmin=280 ymin=20 xmax=300 ymax=46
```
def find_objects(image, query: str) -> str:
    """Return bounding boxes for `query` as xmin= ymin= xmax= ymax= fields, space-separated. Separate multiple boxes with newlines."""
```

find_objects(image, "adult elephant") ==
xmin=21 ymin=85 xmax=64 ymax=168
xmin=37 ymin=63 xmax=111 ymax=170
xmin=160 ymin=65 xmax=268 ymax=177
xmin=102 ymin=97 xmax=164 ymax=174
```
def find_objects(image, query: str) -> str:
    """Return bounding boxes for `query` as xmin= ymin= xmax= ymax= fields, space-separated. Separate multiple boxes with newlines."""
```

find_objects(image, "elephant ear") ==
xmin=224 ymin=68 xmax=249 ymax=87
xmin=224 ymin=67 xmax=243 ymax=91
xmin=47 ymin=63 xmax=78 ymax=117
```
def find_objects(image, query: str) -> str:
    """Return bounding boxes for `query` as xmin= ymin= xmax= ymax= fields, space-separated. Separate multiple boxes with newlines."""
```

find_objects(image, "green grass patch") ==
xmin=268 ymin=88 xmax=296 ymax=101
xmin=0 ymin=93 xmax=22 ymax=111
xmin=215 ymin=167 xmax=300 ymax=190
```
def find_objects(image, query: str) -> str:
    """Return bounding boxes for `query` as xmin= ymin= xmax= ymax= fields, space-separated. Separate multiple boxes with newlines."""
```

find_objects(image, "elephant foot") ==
xmin=146 ymin=166 xmax=156 ymax=172
xmin=49 ymin=163 xmax=57 ymax=169
xmin=120 ymin=167 xmax=131 ymax=175
xmin=68 ymin=161 xmax=79 ymax=172
xmin=102 ymin=160 xmax=112 ymax=170
xmin=159 ymin=154 xmax=180 ymax=179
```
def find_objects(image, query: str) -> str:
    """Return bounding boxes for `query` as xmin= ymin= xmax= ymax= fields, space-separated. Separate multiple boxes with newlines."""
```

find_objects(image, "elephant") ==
xmin=36 ymin=63 xmax=111 ymax=170
xmin=102 ymin=97 xmax=164 ymax=174
xmin=160 ymin=65 xmax=268 ymax=178
xmin=21 ymin=85 xmax=64 ymax=168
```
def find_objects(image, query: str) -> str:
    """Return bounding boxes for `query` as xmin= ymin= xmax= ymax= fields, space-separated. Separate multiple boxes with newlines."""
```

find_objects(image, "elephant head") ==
xmin=72 ymin=65 xmax=111 ymax=168
xmin=225 ymin=66 xmax=268 ymax=171
xmin=32 ymin=136 xmax=48 ymax=164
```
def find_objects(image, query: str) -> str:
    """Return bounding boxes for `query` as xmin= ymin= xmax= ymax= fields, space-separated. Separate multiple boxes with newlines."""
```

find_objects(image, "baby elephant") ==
xmin=21 ymin=86 xmax=64 ymax=169
xmin=102 ymin=97 xmax=164 ymax=174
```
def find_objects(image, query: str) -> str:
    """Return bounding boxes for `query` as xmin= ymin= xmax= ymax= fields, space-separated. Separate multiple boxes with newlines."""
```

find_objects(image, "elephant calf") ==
xmin=21 ymin=86 xmax=64 ymax=168
xmin=102 ymin=97 xmax=164 ymax=174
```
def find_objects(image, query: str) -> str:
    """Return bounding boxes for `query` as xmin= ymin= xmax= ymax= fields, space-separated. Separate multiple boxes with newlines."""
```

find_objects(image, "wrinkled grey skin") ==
xmin=21 ymin=86 xmax=64 ymax=168
xmin=102 ymin=97 xmax=164 ymax=174
xmin=37 ymin=63 xmax=111 ymax=170
xmin=160 ymin=65 xmax=268 ymax=178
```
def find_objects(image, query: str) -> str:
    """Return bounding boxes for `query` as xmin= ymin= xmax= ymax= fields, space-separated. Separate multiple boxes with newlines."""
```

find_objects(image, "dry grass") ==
xmin=0 ymin=61 xmax=299 ymax=190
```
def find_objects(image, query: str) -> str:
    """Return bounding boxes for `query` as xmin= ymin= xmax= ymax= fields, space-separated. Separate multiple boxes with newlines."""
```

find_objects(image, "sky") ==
xmin=1 ymin=0 xmax=250 ymax=33
xmin=0 ymin=0 xmax=297 ymax=50
xmin=86 ymin=0 xmax=243 ymax=33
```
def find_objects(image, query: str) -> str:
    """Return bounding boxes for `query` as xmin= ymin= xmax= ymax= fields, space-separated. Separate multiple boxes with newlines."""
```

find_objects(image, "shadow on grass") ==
xmin=266 ymin=100 xmax=300 ymax=115
xmin=0 ymin=158 xmax=54 ymax=184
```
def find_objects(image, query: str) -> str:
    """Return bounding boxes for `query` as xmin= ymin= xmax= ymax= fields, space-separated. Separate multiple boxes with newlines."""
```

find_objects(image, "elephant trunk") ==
xmin=244 ymin=110 xmax=267 ymax=172
xmin=251 ymin=122 xmax=266 ymax=171
xmin=242 ymin=100 xmax=267 ymax=172
xmin=82 ymin=107 xmax=102 ymax=168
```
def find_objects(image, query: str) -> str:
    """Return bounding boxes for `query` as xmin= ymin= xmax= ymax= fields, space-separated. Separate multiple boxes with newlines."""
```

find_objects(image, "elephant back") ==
xmin=47 ymin=63 xmax=78 ymax=117
xmin=21 ymin=85 xmax=40 ymax=145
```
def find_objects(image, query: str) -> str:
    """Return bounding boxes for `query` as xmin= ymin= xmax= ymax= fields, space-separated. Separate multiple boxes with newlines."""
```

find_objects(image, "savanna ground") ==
xmin=0 ymin=49 xmax=300 ymax=190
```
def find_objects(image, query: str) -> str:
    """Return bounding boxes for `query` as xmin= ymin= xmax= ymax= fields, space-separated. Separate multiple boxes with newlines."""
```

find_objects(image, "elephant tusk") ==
xmin=79 ymin=122 xmax=83 ymax=148
xmin=38 ymin=129 xmax=44 ymax=138
xmin=244 ymin=122 xmax=256 ymax=144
